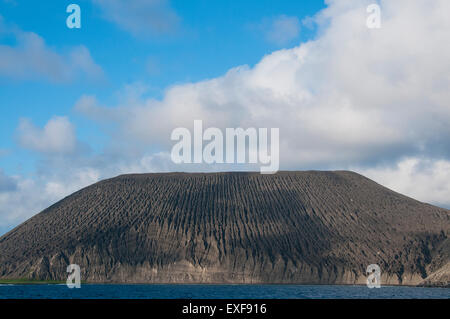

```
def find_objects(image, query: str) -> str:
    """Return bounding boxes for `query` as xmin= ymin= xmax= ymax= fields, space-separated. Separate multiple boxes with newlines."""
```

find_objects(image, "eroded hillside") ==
xmin=0 ymin=171 xmax=448 ymax=286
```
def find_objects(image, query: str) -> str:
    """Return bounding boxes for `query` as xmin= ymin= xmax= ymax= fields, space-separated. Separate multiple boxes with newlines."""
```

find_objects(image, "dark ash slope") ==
xmin=0 ymin=171 xmax=449 ymax=286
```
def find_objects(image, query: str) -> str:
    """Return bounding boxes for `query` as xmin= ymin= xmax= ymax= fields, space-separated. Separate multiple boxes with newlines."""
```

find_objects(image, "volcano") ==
xmin=0 ymin=171 xmax=448 ymax=286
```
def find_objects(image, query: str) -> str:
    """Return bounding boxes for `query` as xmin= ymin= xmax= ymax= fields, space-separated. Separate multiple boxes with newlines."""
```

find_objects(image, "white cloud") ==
xmin=265 ymin=15 xmax=301 ymax=45
xmin=0 ymin=19 xmax=104 ymax=82
xmin=43 ymin=167 xmax=101 ymax=200
xmin=92 ymin=0 xmax=179 ymax=37
xmin=17 ymin=117 xmax=78 ymax=154
xmin=0 ymin=169 xmax=16 ymax=193
xmin=68 ymin=45 xmax=104 ymax=80
xmin=77 ymin=0 xmax=450 ymax=168
xmin=0 ymin=167 xmax=101 ymax=232
xmin=74 ymin=95 xmax=111 ymax=122
xmin=356 ymin=157 xmax=450 ymax=208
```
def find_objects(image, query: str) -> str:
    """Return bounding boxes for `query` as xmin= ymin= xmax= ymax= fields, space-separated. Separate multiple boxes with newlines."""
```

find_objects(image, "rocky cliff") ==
xmin=0 ymin=171 xmax=448 ymax=286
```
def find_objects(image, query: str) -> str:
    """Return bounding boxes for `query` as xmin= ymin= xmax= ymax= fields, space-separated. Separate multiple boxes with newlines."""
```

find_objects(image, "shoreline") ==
xmin=0 ymin=280 xmax=448 ymax=289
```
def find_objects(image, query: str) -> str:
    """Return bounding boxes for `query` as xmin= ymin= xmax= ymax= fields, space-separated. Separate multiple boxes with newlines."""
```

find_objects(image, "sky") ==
xmin=0 ymin=0 xmax=449 ymax=235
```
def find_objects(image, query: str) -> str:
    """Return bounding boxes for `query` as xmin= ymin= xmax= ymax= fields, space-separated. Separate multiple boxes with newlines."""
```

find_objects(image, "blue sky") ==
xmin=0 ymin=0 xmax=449 ymax=235
xmin=0 ymin=0 xmax=324 ymax=176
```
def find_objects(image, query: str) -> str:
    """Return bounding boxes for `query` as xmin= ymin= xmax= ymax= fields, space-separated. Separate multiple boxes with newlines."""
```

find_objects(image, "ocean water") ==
xmin=0 ymin=284 xmax=448 ymax=299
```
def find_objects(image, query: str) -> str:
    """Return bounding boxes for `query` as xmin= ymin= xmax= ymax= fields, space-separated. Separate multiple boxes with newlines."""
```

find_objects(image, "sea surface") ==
xmin=0 ymin=284 xmax=448 ymax=299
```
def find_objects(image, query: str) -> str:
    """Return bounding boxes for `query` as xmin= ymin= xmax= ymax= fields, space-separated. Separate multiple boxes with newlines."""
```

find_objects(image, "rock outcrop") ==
xmin=0 ymin=171 xmax=448 ymax=286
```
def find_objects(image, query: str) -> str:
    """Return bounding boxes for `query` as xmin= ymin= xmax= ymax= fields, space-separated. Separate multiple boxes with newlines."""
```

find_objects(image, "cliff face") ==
xmin=0 ymin=171 xmax=448 ymax=286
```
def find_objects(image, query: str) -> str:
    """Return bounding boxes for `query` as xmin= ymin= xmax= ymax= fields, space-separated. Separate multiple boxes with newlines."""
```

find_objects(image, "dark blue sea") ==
xmin=0 ymin=284 xmax=448 ymax=299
